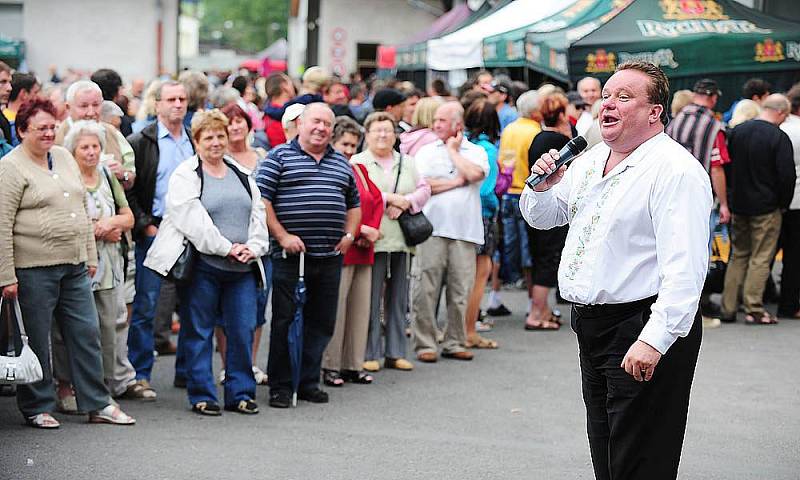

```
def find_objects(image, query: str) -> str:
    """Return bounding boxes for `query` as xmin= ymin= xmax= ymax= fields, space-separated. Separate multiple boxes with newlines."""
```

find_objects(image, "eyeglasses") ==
xmin=368 ymin=129 xmax=394 ymax=136
xmin=30 ymin=125 xmax=57 ymax=134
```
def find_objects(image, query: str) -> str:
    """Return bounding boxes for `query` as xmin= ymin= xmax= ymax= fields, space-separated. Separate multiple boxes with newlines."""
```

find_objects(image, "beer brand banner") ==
xmin=521 ymin=0 xmax=800 ymax=84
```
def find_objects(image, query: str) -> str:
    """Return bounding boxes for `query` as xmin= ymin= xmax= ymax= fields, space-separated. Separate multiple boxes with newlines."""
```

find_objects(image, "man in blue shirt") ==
xmin=256 ymin=102 xmax=361 ymax=408
xmin=125 ymin=81 xmax=194 ymax=398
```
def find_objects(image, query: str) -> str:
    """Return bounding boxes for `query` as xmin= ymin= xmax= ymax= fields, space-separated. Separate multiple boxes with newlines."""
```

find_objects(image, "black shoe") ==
xmin=268 ymin=391 xmax=291 ymax=409
xmin=298 ymin=388 xmax=329 ymax=404
xmin=173 ymin=376 xmax=187 ymax=389
xmin=700 ymin=301 xmax=721 ymax=317
xmin=486 ymin=304 xmax=512 ymax=317
xmin=192 ymin=401 xmax=222 ymax=416
xmin=225 ymin=399 xmax=259 ymax=414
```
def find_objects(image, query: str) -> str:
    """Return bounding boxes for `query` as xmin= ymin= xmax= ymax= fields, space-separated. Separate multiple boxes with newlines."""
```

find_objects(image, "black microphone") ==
xmin=525 ymin=136 xmax=588 ymax=190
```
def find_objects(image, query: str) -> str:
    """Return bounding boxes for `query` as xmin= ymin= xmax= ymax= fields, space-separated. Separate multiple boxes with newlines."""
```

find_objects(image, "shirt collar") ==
xmin=595 ymin=132 xmax=666 ymax=179
xmin=157 ymin=121 xmax=188 ymax=141
xmin=290 ymin=137 xmax=337 ymax=159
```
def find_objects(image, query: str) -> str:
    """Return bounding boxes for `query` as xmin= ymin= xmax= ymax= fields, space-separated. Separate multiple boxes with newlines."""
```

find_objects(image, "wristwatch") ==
xmin=344 ymin=232 xmax=355 ymax=241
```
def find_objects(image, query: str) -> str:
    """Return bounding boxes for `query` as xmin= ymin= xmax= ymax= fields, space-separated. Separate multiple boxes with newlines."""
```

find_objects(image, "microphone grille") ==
xmin=568 ymin=136 xmax=588 ymax=154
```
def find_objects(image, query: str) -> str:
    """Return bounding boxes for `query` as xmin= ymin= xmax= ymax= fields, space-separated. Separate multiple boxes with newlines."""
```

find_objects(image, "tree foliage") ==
xmin=195 ymin=0 xmax=288 ymax=53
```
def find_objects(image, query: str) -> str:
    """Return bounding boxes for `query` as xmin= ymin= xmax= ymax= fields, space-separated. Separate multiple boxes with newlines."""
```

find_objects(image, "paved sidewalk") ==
xmin=1 ymin=290 xmax=798 ymax=479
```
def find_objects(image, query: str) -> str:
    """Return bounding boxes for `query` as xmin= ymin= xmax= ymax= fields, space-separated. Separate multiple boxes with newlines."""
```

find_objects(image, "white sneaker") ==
xmin=218 ymin=369 xmax=226 ymax=385
xmin=252 ymin=366 xmax=268 ymax=385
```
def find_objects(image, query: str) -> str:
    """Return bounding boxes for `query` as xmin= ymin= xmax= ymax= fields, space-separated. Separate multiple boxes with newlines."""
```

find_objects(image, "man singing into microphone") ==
xmin=521 ymin=62 xmax=711 ymax=480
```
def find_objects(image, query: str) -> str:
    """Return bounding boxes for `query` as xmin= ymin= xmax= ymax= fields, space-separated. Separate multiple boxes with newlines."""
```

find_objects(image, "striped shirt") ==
xmin=256 ymin=139 xmax=360 ymax=258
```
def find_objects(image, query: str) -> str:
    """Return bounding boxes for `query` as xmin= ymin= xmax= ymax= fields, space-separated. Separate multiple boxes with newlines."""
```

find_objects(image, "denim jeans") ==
xmin=177 ymin=259 xmax=257 ymax=407
xmin=501 ymin=194 xmax=532 ymax=283
xmin=15 ymin=264 xmax=110 ymax=417
xmin=128 ymin=235 xmax=163 ymax=381
xmin=268 ymin=255 xmax=342 ymax=394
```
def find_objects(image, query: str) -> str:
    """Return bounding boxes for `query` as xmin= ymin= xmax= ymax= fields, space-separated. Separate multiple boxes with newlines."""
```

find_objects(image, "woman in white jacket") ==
xmin=144 ymin=110 xmax=269 ymax=416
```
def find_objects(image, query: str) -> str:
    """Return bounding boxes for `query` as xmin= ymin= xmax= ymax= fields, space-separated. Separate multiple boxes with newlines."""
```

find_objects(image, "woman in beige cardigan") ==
xmin=0 ymin=99 xmax=134 ymax=428
xmin=352 ymin=112 xmax=431 ymax=372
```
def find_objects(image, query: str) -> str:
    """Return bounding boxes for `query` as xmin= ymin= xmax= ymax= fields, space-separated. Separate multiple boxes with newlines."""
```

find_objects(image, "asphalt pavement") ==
xmin=1 ymin=289 xmax=798 ymax=479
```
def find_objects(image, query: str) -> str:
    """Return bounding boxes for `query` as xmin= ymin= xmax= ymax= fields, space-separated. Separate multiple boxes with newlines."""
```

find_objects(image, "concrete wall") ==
xmin=317 ymin=0 xmax=438 ymax=75
xmin=22 ymin=0 xmax=178 ymax=82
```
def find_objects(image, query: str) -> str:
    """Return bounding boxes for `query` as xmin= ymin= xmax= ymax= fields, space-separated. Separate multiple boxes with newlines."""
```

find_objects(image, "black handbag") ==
xmin=167 ymin=239 xmax=196 ymax=284
xmin=703 ymin=230 xmax=727 ymax=294
xmin=392 ymin=155 xmax=432 ymax=247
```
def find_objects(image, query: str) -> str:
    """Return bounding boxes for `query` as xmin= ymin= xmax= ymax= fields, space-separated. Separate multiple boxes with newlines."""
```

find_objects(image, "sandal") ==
xmin=192 ymin=401 xmax=222 ymax=416
xmin=89 ymin=405 xmax=136 ymax=425
xmin=341 ymin=370 xmax=373 ymax=384
xmin=466 ymin=334 xmax=499 ymax=349
xmin=745 ymin=312 xmax=778 ymax=325
xmin=117 ymin=380 xmax=157 ymax=401
xmin=26 ymin=412 xmax=60 ymax=429
xmin=56 ymin=393 xmax=81 ymax=415
xmin=525 ymin=310 xmax=561 ymax=331
xmin=224 ymin=399 xmax=259 ymax=415
xmin=323 ymin=369 xmax=345 ymax=387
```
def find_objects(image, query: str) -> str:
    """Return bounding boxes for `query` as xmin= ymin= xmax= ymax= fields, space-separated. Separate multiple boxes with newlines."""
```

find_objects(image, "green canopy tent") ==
xmin=0 ymin=36 xmax=24 ymax=69
xmin=525 ymin=0 xmax=800 ymax=111
xmin=394 ymin=0 xmax=496 ymax=85
xmin=483 ymin=0 xmax=626 ymax=68
xmin=482 ymin=0 xmax=631 ymax=85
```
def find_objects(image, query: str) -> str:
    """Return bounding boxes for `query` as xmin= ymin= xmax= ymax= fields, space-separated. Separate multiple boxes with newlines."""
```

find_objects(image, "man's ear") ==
xmin=650 ymin=104 xmax=664 ymax=124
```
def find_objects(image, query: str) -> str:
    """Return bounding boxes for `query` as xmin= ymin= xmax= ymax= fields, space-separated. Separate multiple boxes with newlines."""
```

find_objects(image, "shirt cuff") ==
xmin=637 ymin=320 xmax=678 ymax=355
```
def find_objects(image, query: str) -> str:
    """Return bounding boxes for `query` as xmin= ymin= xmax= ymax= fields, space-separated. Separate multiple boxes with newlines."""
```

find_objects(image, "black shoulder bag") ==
xmin=392 ymin=155 xmax=432 ymax=247
xmin=166 ymin=162 xmax=204 ymax=284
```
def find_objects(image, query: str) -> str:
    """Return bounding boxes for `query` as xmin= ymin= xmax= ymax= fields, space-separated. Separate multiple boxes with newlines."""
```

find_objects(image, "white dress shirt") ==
xmin=416 ymin=137 xmax=489 ymax=245
xmin=780 ymin=114 xmax=800 ymax=210
xmin=520 ymin=133 xmax=712 ymax=354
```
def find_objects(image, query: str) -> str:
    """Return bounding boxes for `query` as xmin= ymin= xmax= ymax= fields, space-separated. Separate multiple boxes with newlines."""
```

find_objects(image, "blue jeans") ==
xmin=15 ymin=264 xmax=109 ymax=417
xmin=501 ymin=194 xmax=532 ymax=283
xmin=268 ymin=255 xmax=342 ymax=394
xmin=177 ymin=259 xmax=257 ymax=407
xmin=128 ymin=235 xmax=163 ymax=381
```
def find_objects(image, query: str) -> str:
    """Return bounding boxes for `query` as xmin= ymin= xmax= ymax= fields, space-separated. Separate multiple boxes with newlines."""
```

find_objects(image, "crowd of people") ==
xmin=0 ymin=57 xmax=798 ymax=428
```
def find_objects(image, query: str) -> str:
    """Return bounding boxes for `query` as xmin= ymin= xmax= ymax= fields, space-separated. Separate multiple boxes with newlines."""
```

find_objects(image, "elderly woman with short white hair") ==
xmin=50 ymin=120 xmax=143 ymax=409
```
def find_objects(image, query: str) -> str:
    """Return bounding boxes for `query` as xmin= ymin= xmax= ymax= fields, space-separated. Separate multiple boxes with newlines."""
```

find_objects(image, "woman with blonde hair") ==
xmin=729 ymin=99 xmax=761 ymax=128
xmin=144 ymin=109 xmax=269 ymax=415
xmin=670 ymin=90 xmax=694 ymax=118
xmin=400 ymin=96 xmax=444 ymax=156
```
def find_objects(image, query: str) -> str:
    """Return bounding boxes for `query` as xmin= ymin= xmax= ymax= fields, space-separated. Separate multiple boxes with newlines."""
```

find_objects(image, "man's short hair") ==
xmin=10 ymin=73 xmax=39 ymax=102
xmin=615 ymin=61 xmax=670 ymax=125
xmin=155 ymin=80 xmax=183 ymax=101
xmin=90 ymin=68 xmax=123 ymax=101
xmin=516 ymin=90 xmax=540 ymax=119
xmin=265 ymin=73 xmax=290 ymax=99
xmin=0 ymin=61 xmax=11 ymax=74
xmin=742 ymin=78 xmax=771 ymax=100
xmin=231 ymin=76 xmax=248 ymax=96
xmin=66 ymin=80 xmax=102 ymax=104
xmin=761 ymin=94 xmax=791 ymax=114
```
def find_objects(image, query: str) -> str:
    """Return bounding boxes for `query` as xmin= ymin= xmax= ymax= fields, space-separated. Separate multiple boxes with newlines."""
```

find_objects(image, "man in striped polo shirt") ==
xmin=256 ymin=102 xmax=361 ymax=408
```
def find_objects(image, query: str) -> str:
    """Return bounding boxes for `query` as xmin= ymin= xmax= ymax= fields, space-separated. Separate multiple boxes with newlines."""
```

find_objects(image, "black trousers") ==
xmin=267 ymin=255 xmax=343 ymax=394
xmin=778 ymin=210 xmax=800 ymax=316
xmin=571 ymin=296 xmax=702 ymax=480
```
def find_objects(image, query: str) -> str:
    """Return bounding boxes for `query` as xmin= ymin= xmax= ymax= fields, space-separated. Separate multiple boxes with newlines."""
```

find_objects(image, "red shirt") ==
xmin=265 ymin=102 xmax=287 ymax=147
xmin=710 ymin=131 xmax=731 ymax=168
xmin=345 ymin=164 xmax=384 ymax=265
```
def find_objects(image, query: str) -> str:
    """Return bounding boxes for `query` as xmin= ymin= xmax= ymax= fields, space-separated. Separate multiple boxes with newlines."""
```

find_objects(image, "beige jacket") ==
xmin=0 ymin=145 xmax=97 ymax=286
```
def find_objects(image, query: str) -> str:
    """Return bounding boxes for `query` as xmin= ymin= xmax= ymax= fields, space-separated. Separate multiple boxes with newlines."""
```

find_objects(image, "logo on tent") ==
xmin=659 ymin=0 xmax=728 ymax=20
xmin=586 ymin=49 xmax=617 ymax=73
xmin=754 ymin=39 xmax=785 ymax=62
xmin=787 ymin=42 xmax=800 ymax=62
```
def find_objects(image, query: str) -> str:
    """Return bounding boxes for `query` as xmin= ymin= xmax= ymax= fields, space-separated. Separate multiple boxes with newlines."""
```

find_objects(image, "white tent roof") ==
xmin=426 ymin=0 xmax=575 ymax=71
